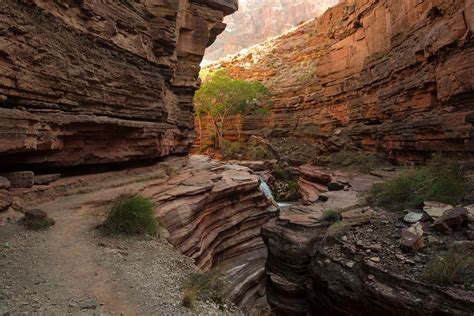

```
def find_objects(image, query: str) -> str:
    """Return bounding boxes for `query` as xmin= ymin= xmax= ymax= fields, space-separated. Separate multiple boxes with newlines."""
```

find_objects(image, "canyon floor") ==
xmin=0 ymin=171 xmax=238 ymax=316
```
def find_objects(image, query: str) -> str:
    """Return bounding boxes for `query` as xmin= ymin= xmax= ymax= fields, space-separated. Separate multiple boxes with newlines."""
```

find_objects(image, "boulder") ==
xmin=0 ymin=171 xmax=34 ymax=188
xmin=34 ymin=174 xmax=61 ymax=185
xmin=341 ymin=207 xmax=376 ymax=226
xmin=423 ymin=201 xmax=453 ymax=219
xmin=432 ymin=207 xmax=468 ymax=232
xmin=0 ymin=190 xmax=13 ymax=211
xmin=400 ymin=222 xmax=425 ymax=252
xmin=0 ymin=176 xmax=10 ymax=189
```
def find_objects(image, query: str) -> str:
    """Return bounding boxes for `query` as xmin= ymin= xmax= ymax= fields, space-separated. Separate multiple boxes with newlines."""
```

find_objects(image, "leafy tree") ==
xmin=194 ymin=69 xmax=271 ymax=149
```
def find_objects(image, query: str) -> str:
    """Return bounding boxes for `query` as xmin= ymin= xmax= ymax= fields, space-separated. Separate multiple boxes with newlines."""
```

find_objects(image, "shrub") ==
xmin=221 ymin=140 xmax=241 ymax=159
xmin=367 ymin=160 xmax=466 ymax=211
xmin=321 ymin=209 xmax=342 ymax=224
xmin=181 ymin=270 xmax=226 ymax=308
xmin=102 ymin=194 xmax=158 ymax=236
xmin=330 ymin=150 xmax=381 ymax=173
xmin=273 ymin=164 xmax=294 ymax=181
xmin=325 ymin=221 xmax=351 ymax=239
xmin=244 ymin=139 xmax=272 ymax=160
xmin=422 ymin=247 xmax=474 ymax=286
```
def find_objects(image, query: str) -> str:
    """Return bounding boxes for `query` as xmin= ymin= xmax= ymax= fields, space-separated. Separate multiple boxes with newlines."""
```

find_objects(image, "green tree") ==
xmin=194 ymin=69 xmax=271 ymax=149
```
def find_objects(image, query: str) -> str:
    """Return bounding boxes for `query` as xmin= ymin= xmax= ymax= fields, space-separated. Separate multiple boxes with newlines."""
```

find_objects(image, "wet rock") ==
xmin=0 ymin=190 xmax=13 ymax=211
xmin=0 ymin=172 xmax=34 ymax=188
xmin=432 ymin=207 xmax=468 ymax=232
xmin=0 ymin=176 xmax=10 ymax=189
xmin=400 ymin=223 xmax=425 ymax=252
xmin=34 ymin=174 xmax=61 ymax=185
xmin=423 ymin=201 xmax=453 ymax=219
xmin=23 ymin=209 xmax=55 ymax=230
xmin=341 ymin=207 xmax=375 ymax=226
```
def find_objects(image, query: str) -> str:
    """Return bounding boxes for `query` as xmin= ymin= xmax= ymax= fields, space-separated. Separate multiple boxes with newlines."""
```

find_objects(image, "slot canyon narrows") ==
xmin=0 ymin=0 xmax=473 ymax=315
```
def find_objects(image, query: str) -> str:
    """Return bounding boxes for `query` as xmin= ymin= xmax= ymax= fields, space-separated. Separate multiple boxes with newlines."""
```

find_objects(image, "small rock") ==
xmin=370 ymin=256 xmax=380 ymax=262
xmin=424 ymin=201 xmax=453 ymax=219
xmin=79 ymin=299 xmax=97 ymax=310
xmin=342 ymin=207 xmax=375 ymax=226
xmin=328 ymin=181 xmax=344 ymax=191
xmin=346 ymin=261 xmax=354 ymax=268
xmin=34 ymin=174 xmax=61 ymax=185
xmin=341 ymin=235 xmax=348 ymax=242
xmin=401 ymin=222 xmax=425 ymax=252
xmin=403 ymin=211 xmax=424 ymax=224
xmin=432 ymin=207 xmax=468 ymax=232
xmin=466 ymin=204 xmax=474 ymax=222
xmin=23 ymin=209 xmax=55 ymax=230
xmin=0 ymin=176 xmax=10 ymax=189
xmin=427 ymin=235 xmax=443 ymax=246
xmin=368 ymin=243 xmax=383 ymax=252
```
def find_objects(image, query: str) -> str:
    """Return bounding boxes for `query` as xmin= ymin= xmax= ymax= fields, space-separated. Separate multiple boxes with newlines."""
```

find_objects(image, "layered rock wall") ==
xmin=146 ymin=156 xmax=277 ymax=312
xmin=206 ymin=0 xmax=474 ymax=163
xmin=0 ymin=0 xmax=236 ymax=169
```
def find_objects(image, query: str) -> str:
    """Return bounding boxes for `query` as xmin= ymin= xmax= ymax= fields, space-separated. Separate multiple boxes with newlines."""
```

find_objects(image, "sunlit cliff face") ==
xmin=203 ymin=0 xmax=339 ymax=63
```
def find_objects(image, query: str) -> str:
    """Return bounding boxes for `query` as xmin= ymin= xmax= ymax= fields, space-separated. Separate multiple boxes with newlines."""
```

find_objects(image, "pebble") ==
xmin=370 ymin=256 xmax=381 ymax=263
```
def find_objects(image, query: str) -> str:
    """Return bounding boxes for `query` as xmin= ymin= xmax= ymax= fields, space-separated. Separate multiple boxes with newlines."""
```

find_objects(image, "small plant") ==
xmin=321 ymin=209 xmax=342 ymax=224
xmin=422 ymin=247 xmax=474 ymax=286
xmin=273 ymin=164 xmax=294 ymax=181
xmin=367 ymin=159 xmax=467 ymax=211
xmin=102 ymin=194 xmax=158 ymax=236
xmin=244 ymin=138 xmax=272 ymax=160
xmin=330 ymin=150 xmax=381 ymax=173
xmin=325 ymin=221 xmax=351 ymax=239
xmin=181 ymin=270 xmax=226 ymax=309
xmin=221 ymin=140 xmax=241 ymax=159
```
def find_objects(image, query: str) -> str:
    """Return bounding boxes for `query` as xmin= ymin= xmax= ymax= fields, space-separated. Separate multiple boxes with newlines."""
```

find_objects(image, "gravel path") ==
xmin=0 ymin=190 xmax=237 ymax=315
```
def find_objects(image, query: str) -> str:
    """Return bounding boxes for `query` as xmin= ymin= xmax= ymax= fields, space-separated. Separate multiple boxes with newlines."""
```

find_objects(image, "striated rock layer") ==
xmin=203 ymin=0 xmax=338 ymax=63
xmin=206 ymin=0 xmax=474 ymax=163
xmin=0 ymin=0 xmax=236 ymax=169
xmin=146 ymin=155 xmax=278 ymax=312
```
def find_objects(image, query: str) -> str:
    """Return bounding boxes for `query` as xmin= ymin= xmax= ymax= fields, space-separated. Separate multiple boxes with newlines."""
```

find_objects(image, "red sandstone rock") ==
xmin=203 ymin=0 xmax=474 ymax=163
xmin=432 ymin=207 xmax=469 ymax=232
xmin=0 ymin=172 xmax=34 ymax=188
xmin=34 ymin=174 xmax=61 ymax=185
xmin=400 ymin=223 xmax=425 ymax=252
xmin=0 ymin=190 xmax=12 ymax=211
xmin=0 ymin=0 xmax=236 ymax=168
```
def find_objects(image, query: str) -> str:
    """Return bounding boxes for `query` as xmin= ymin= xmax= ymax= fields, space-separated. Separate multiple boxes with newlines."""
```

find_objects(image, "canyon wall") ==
xmin=203 ymin=0 xmax=339 ymax=63
xmin=206 ymin=0 xmax=474 ymax=163
xmin=0 ymin=0 xmax=236 ymax=170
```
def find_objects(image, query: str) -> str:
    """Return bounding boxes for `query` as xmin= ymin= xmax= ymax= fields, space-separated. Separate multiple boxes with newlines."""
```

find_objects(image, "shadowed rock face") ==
xmin=205 ymin=0 xmax=474 ymax=163
xmin=0 ymin=0 xmax=236 ymax=169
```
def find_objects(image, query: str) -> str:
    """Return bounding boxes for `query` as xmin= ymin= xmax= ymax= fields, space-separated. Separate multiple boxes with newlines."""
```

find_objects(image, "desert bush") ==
xmin=422 ymin=246 xmax=474 ymax=286
xmin=221 ymin=140 xmax=241 ymax=159
xmin=330 ymin=150 xmax=381 ymax=173
xmin=367 ymin=160 xmax=466 ymax=211
xmin=321 ymin=209 xmax=342 ymax=224
xmin=102 ymin=194 xmax=158 ymax=236
xmin=244 ymin=138 xmax=272 ymax=160
xmin=325 ymin=221 xmax=351 ymax=239
xmin=273 ymin=164 xmax=294 ymax=181
xmin=181 ymin=270 xmax=226 ymax=309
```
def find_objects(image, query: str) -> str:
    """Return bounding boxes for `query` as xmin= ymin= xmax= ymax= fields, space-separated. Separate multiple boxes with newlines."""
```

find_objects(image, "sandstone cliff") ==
xmin=0 ymin=0 xmax=236 ymax=169
xmin=206 ymin=0 xmax=474 ymax=163
xmin=204 ymin=0 xmax=339 ymax=63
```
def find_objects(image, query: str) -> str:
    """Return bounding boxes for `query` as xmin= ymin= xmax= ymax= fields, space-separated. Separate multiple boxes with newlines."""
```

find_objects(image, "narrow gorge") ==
xmin=0 ymin=0 xmax=473 ymax=315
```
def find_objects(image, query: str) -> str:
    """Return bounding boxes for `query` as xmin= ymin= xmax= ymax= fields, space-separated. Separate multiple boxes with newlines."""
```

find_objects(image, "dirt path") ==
xmin=0 ymin=188 xmax=229 ymax=315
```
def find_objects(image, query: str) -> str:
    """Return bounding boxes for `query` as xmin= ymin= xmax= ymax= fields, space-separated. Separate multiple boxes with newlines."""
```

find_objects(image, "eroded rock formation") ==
xmin=203 ymin=0 xmax=339 ymax=63
xmin=205 ymin=0 xmax=474 ymax=163
xmin=0 ymin=0 xmax=236 ymax=169
xmin=147 ymin=156 xmax=278 ymax=312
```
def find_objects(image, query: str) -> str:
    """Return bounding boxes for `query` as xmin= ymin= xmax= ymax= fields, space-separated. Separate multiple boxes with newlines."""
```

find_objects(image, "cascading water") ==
xmin=259 ymin=180 xmax=292 ymax=208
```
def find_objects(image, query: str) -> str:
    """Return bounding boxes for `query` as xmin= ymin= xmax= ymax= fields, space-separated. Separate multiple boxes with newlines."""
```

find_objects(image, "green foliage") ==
xmin=321 ymin=209 xmax=342 ymax=224
xmin=422 ymin=247 xmax=474 ymax=286
xmin=245 ymin=138 xmax=272 ymax=160
xmin=273 ymin=164 xmax=294 ymax=181
xmin=330 ymin=150 xmax=381 ymax=173
xmin=367 ymin=159 xmax=467 ymax=211
xmin=181 ymin=270 xmax=226 ymax=309
xmin=102 ymin=195 xmax=158 ymax=236
xmin=194 ymin=69 xmax=271 ymax=148
xmin=221 ymin=140 xmax=241 ymax=159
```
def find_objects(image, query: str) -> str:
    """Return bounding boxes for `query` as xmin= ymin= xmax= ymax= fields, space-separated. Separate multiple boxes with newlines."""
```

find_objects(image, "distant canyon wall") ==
xmin=205 ymin=0 xmax=474 ymax=164
xmin=0 ymin=0 xmax=237 ymax=170
xmin=203 ymin=0 xmax=340 ymax=63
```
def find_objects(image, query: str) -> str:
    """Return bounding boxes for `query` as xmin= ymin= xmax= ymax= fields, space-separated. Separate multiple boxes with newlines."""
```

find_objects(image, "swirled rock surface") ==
xmin=0 ymin=0 xmax=236 ymax=169
xmin=147 ymin=155 xmax=278 ymax=312
xmin=205 ymin=0 xmax=474 ymax=163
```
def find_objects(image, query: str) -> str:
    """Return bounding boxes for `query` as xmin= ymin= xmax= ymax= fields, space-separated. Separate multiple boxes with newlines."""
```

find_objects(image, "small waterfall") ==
xmin=259 ymin=179 xmax=292 ymax=208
